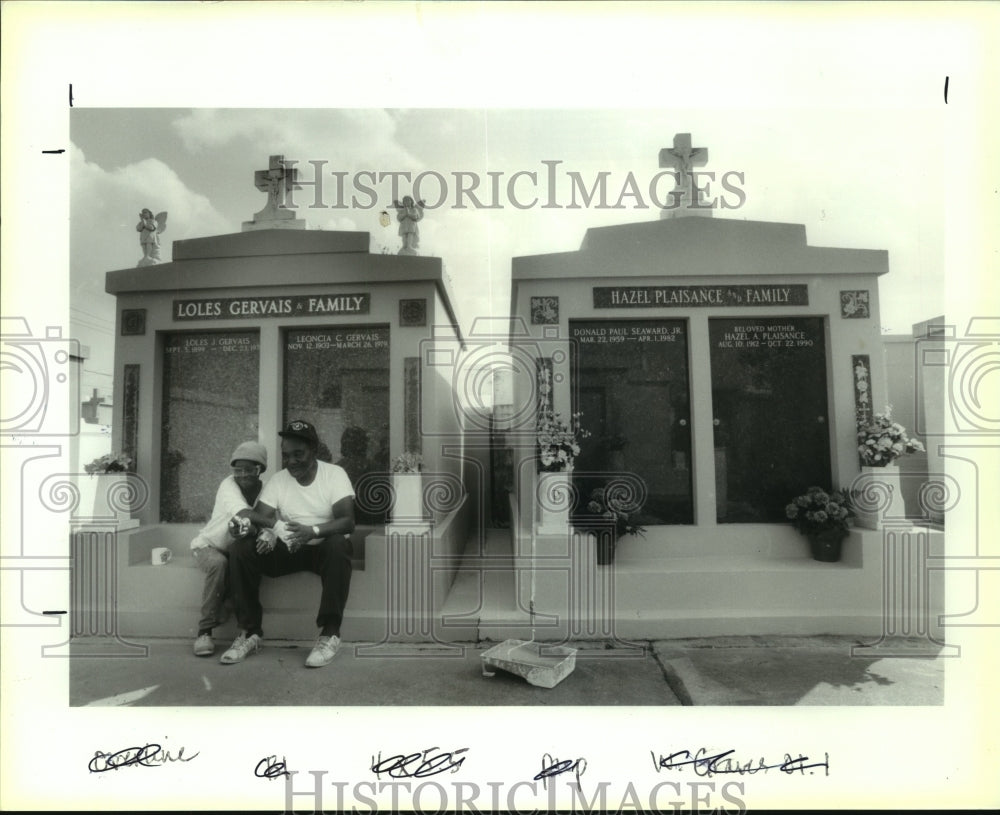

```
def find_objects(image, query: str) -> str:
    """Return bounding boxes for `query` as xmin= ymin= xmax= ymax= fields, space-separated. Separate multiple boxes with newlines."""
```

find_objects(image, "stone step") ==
xmin=76 ymin=522 xmax=451 ymax=643
xmin=73 ymin=521 xmax=945 ymax=646
xmin=436 ymin=527 xmax=518 ymax=642
xmin=457 ymin=526 xmax=946 ymax=643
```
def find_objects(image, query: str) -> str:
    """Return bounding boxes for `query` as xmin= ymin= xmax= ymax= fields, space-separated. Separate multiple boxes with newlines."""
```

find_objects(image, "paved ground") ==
xmin=69 ymin=634 xmax=945 ymax=707
xmin=652 ymin=635 xmax=946 ymax=705
xmin=69 ymin=637 xmax=681 ymax=707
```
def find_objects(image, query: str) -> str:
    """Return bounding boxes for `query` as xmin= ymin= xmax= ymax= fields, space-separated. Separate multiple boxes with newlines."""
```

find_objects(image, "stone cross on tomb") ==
xmin=658 ymin=133 xmax=710 ymax=219
xmin=244 ymin=155 xmax=305 ymax=231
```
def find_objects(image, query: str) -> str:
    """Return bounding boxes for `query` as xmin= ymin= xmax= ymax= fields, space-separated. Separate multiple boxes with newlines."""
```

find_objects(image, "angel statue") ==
xmin=136 ymin=209 xmax=168 ymax=267
xmin=393 ymin=196 xmax=424 ymax=256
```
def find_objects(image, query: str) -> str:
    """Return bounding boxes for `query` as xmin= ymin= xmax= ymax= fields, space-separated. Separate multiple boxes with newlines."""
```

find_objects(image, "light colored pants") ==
xmin=192 ymin=545 xmax=231 ymax=633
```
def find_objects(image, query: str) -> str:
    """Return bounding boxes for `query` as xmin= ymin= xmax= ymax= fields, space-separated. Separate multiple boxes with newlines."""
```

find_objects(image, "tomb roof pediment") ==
xmin=172 ymin=228 xmax=370 ymax=261
xmin=580 ymin=216 xmax=805 ymax=253
xmin=105 ymin=228 xmax=443 ymax=294
xmin=106 ymin=252 xmax=444 ymax=291
xmin=513 ymin=216 xmax=887 ymax=280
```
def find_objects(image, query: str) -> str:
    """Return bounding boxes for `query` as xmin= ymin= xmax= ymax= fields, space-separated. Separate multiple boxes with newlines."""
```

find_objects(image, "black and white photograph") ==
xmin=2 ymin=2 xmax=997 ymax=812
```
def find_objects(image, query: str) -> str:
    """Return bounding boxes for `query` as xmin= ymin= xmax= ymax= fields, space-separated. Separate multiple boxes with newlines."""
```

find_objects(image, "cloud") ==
xmin=172 ymin=109 xmax=422 ymax=171
xmin=70 ymin=143 xmax=233 ymax=293
xmin=69 ymin=142 xmax=234 ymax=366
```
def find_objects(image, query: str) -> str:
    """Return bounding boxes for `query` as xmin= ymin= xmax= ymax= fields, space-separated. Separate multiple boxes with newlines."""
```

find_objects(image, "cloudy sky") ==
xmin=71 ymin=105 xmax=945 ymax=355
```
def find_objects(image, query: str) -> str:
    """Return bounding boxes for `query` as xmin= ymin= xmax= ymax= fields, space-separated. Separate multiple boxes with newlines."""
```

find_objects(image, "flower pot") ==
xmin=808 ymin=528 xmax=847 ymax=562
xmin=852 ymin=464 xmax=904 ymax=530
xmin=536 ymin=471 xmax=572 ymax=532
xmin=391 ymin=473 xmax=424 ymax=523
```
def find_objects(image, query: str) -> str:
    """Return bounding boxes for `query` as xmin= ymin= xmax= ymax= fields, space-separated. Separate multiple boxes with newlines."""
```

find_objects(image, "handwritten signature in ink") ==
xmin=533 ymin=753 xmax=588 ymax=787
xmin=88 ymin=744 xmax=199 ymax=773
xmin=652 ymin=748 xmax=829 ymax=777
xmin=255 ymin=755 xmax=290 ymax=779
xmin=371 ymin=746 xmax=469 ymax=779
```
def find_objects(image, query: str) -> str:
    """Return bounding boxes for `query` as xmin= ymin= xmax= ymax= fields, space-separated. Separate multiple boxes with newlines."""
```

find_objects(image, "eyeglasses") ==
xmin=232 ymin=466 xmax=260 ymax=476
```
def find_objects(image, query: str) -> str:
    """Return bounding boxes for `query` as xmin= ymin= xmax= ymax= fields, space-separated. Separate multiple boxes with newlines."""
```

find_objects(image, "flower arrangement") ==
xmin=857 ymin=406 xmax=925 ymax=467
xmin=84 ymin=451 xmax=132 ymax=475
xmin=580 ymin=485 xmax=646 ymax=539
xmin=537 ymin=409 xmax=589 ymax=472
xmin=391 ymin=451 xmax=423 ymax=473
xmin=785 ymin=486 xmax=852 ymax=536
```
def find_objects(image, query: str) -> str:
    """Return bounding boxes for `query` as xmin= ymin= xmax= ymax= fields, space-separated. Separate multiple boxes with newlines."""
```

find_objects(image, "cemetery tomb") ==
xmin=502 ymin=136 xmax=943 ymax=639
xmin=94 ymin=157 xmax=469 ymax=641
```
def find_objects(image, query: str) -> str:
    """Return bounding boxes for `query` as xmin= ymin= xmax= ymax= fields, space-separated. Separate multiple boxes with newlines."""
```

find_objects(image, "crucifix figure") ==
xmin=658 ymin=133 xmax=709 ymax=217
xmin=252 ymin=155 xmax=300 ymax=222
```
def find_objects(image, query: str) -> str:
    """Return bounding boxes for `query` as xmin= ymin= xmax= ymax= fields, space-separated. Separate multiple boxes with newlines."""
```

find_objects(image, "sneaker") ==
xmin=305 ymin=635 xmax=340 ymax=668
xmin=193 ymin=633 xmax=214 ymax=657
xmin=219 ymin=633 xmax=260 ymax=664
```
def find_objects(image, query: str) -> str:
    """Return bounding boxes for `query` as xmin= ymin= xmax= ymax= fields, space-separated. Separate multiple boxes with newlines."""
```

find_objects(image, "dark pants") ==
xmin=229 ymin=535 xmax=353 ymax=638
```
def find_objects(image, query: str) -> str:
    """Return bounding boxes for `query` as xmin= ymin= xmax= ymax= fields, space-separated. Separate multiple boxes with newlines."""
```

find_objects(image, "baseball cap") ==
xmin=279 ymin=419 xmax=319 ymax=447
xmin=230 ymin=441 xmax=267 ymax=471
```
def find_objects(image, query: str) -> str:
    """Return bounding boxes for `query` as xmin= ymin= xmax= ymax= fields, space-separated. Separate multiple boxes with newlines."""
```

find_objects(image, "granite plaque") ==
xmin=404 ymin=357 xmax=422 ymax=455
xmin=593 ymin=284 xmax=808 ymax=309
xmin=570 ymin=319 xmax=693 ymax=525
xmin=122 ymin=364 xmax=140 ymax=472
xmin=840 ymin=290 xmax=871 ymax=319
xmin=121 ymin=309 xmax=147 ymax=336
xmin=284 ymin=326 xmax=391 ymax=523
xmin=852 ymin=354 xmax=873 ymax=430
xmin=709 ymin=317 xmax=830 ymax=523
xmin=399 ymin=299 xmax=427 ymax=327
xmin=531 ymin=296 xmax=559 ymax=324
xmin=160 ymin=331 xmax=260 ymax=522
xmin=173 ymin=293 xmax=370 ymax=321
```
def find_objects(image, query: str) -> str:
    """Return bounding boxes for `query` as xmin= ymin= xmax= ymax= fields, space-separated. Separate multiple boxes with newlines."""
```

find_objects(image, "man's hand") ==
xmin=284 ymin=521 xmax=314 ymax=552
xmin=256 ymin=528 xmax=277 ymax=555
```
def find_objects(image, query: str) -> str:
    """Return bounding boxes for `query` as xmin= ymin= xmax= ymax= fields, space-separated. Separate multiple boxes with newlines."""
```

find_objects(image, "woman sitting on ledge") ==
xmin=190 ymin=441 xmax=267 ymax=658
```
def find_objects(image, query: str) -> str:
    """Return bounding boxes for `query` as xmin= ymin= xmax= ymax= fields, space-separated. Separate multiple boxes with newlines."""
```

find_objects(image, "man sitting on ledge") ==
xmin=220 ymin=419 xmax=356 ymax=668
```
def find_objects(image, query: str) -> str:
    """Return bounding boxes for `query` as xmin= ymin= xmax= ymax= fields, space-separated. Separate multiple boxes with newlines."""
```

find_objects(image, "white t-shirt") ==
xmin=190 ymin=475 xmax=260 ymax=552
xmin=259 ymin=461 xmax=355 ymax=541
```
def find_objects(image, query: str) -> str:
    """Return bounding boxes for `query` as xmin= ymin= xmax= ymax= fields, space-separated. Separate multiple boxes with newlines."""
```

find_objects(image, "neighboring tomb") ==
xmin=511 ymin=215 xmax=891 ymax=537
xmin=503 ymin=136 xmax=944 ymax=640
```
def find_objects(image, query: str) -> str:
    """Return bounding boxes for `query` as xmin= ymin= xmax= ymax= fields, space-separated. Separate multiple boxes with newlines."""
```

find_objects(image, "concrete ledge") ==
xmin=123 ymin=523 xmax=368 ymax=570
xmin=74 ymin=519 xmax=943 ymax=645
xmin=442 ymin=516 xmax=948 ymax=645
xmin=76 ymin=496 xmax=473 ymax=643
xmin=105 ymin=524 xmax=378 ymax=641
xmin=513 ymin=524 xmax=871 ymax=562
